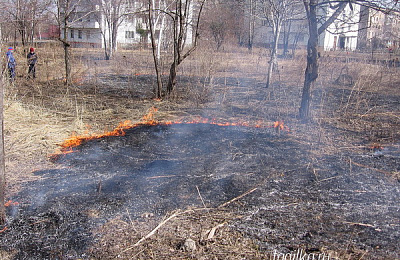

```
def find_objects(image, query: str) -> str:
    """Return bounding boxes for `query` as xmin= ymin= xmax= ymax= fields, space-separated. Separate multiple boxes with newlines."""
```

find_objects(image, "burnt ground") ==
xmin=2 ymin=122 xmax=400 ymax=259
xmin=1 ymin=53 xmax=400 ymax=259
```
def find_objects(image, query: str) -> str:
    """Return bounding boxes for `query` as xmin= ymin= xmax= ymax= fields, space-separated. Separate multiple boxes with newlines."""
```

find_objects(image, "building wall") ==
xmin=61 ymin=1 xmax=143 ymax=49
xmin=357 ymin=6 xmax=386 ymax=50
xmin=319 ymin=4 xmax=360 ymax=51
xmin=61 ymin=0 xmax=195 ymax=50
xmin=252 ymin=15 xmax=309 ymax=50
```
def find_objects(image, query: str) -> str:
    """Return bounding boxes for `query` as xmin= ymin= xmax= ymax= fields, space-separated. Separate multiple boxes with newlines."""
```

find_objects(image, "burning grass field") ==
xmin=1 ymin=45 xmax=400 ymax=259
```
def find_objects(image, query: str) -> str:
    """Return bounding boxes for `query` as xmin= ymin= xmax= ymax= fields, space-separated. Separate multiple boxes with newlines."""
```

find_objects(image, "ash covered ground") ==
xmin=2 ymin=50 xmax=400 ymax=259
xmin=1 ymin=122 xmax=399 ymax=259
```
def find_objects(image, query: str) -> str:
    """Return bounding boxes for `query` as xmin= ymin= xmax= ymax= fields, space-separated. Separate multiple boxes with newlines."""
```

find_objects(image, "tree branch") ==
xmin=318 ymin=1 xmax=347 ymax=35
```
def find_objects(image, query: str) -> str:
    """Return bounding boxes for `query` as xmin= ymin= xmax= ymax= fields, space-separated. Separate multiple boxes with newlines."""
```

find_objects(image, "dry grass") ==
xmin=4 ymin=43 xmax=399 ymax=184
xmin=89 ymin=208 xmax=265 ymax=259
xmin=2 ymin=43 xmax=400 ymax=258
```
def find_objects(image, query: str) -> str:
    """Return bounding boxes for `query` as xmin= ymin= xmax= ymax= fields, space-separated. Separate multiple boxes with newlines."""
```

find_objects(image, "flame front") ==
xmin=273 ymin=121 xmax=285 ymax=130
xmin=4 ymin=200 xmax=19 ymax=207
xmin=50 ymin=107 xmax=290 ymax=160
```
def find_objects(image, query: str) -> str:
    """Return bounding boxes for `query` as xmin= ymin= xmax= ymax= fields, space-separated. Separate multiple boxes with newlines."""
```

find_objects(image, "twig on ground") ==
xmin=319 ymin=176 xmax=339 ymax=182
xmin=122 ymin=209 xmax=192 ymax=252
xmin=218 ymin=187 xmax=258 ymax=208
xmin=203 ymin=222 xmax=226 ymax=240
xmin=147 ymin=175 xmax=176 ymax=179
xmin=350 ymin=160 xmax=392 ymax=175
xmin=343 ymin=221 xmax=374 ymax=228
xmin=343 ymin=221 xmax=381 ymax=231
xmin=196 ymin=185 xmax=207 ymax=208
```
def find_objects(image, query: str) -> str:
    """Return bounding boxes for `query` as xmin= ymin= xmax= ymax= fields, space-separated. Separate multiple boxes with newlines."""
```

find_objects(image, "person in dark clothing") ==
xmin=27 ymin=47 xmax=38 ymax=79
xmin=6 ymin=47 xmax=16 ymax=81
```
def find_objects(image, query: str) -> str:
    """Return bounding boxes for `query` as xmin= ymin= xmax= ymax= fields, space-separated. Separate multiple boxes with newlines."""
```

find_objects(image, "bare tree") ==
xmin=209 ymin=19 xmax=225 ymax=51
xmin=165 ymin=0 xmax=206 ymax=95
xmin=205 ymin=1 xmax=231 ymax=51
xmin=299 ymin=0 xmax=399 ymax=120
xmin=147 ymin=0 xmax=163 ymax=98
xmin=246 ymin=0 xmax=257 ymax=50
xmin=90 ymin=0 xmax=132 ymax=60
xmin=3 ymin=0 xmax=51 ymax=48
xmin=54 ymin=0 xmax=94 ymax=84
xmin=258 ymin=0 xmax=302 ymax=88
xmin=54 ymin=0 xmax=77 ymax=85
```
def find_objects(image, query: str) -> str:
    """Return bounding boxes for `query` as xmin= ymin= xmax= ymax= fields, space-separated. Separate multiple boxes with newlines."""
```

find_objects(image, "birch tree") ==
xmin=147 ymin=0 xmax=164 ymax=98
xmin=90 ymin=0 xmax=132 ymax=60
xmin=258 ymin=0 xmax=302 ymax=88
xmin=247 ymin=0 xmax=257 ymax=50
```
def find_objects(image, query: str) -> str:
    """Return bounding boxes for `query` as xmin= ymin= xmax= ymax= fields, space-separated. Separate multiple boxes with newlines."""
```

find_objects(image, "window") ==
xmin=78 ymin=30 xmax=82 ymax=39
xmin=125 ymin=31 xmax=135 ymax=39
xmin=262 ymin=20 xmax=268 ymax=26
xmin=70 ymin=29 xmax=74 ymax=38
xmin=87 ymin=31 xmax=91 ymax=39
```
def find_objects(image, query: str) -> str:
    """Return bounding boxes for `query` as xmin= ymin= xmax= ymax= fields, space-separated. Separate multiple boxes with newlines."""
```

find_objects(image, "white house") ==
xmin=61 ymin=0 xmax=196 ymax=50
xmin=251 ymin=2 xmax=361 ymax=51
xmin=318 ymin=4 xmax=360 ymax=51
xmin=60 ymin=0 xmax=145 ymax=49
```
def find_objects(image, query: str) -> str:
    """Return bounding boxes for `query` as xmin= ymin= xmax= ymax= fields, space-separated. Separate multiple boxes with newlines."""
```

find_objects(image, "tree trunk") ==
xmin=247 ymin=0 xmax=255 ymax=50
xmin=167 ymin=61 xmax=177 ymax=94
xmin=165 ymin=0 xmax=205 ymax=95
xmin=63 ymin=19 xmax=71 ymax=85
xmin=167 ymin=3 xmax=179 ymax=95
xmin=0 ymin=74 xmax=6 ymax=225
xmin=110 ymin=22 xmax=118 ymax=59
xmin=157 ymin=7 xmax=166 ymax=61
xmin=266 ymin=22 xmax=281 ymax=88
xmin=299 ymin=0 xmax=347 ymax=120
xmin=102 ymin=30 xmax=110 ymax=60
xmin=282 ymin=21 xmax=291 ymax=56
xmin=64 ymin=43 xmax=71 ymax=85
xmin=299 ymin=0 xmax=318 ymax=120
xmin=148 ymin=0 xmax=163 ymax=99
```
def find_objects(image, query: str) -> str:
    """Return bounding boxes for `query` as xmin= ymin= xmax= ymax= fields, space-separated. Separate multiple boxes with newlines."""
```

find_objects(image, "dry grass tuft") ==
xmin=89 ymin=208 xmax=265 ymax=259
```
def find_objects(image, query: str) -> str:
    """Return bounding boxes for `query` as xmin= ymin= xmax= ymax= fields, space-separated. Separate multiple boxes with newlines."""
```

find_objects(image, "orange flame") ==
xmin=369 ymin=143 xmax=383 ymax=150
xmin=273 ymin=121 xmax=285 ymax=130
xmin=50 ymin=108 xmax=159 ymax=159
xmin=50 ymin=108 xmax=290 ymax=160
xmin=4 ymin=200 xmax=19 ymax=207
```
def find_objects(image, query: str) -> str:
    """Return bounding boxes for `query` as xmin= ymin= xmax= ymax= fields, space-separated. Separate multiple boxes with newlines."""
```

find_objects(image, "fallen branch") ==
xmin=343 ymin=221 xmax=381 ymax=231
xmin=0 ymin=227 xmax=8 ymax=233
xmin=122 ymin=209 xmax=195 ymax=252
xmin=350 ymin=160 xmax=392 ymax=175
xmin=318 ymin=176 xmax=338 ymax=182
xmin=131 ymin=210 xmax=182 ymax=248
xmin=218 ymin=187 xmax=258 ymax=208
xmin=146 ymin=175 xmax=176 ymax=180
xmin=202 ymin=222 xmax=226 ymax=240
xmin=196 ymin=185 xmax=207 ymax=208
xmin=343 ymin=221 xmax=374 ymax=228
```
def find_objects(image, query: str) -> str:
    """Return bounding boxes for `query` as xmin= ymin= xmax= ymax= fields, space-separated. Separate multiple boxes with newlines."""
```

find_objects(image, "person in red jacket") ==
xmin=27 ymin=47 xmax=38 ymax=79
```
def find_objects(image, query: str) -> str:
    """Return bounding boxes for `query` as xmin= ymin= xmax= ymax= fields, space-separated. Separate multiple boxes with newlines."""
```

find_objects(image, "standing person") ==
xmin=6 ymin=47 xmax=16 ymax=81
xmin=27 ymin=47 xmax=38 ymax=79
